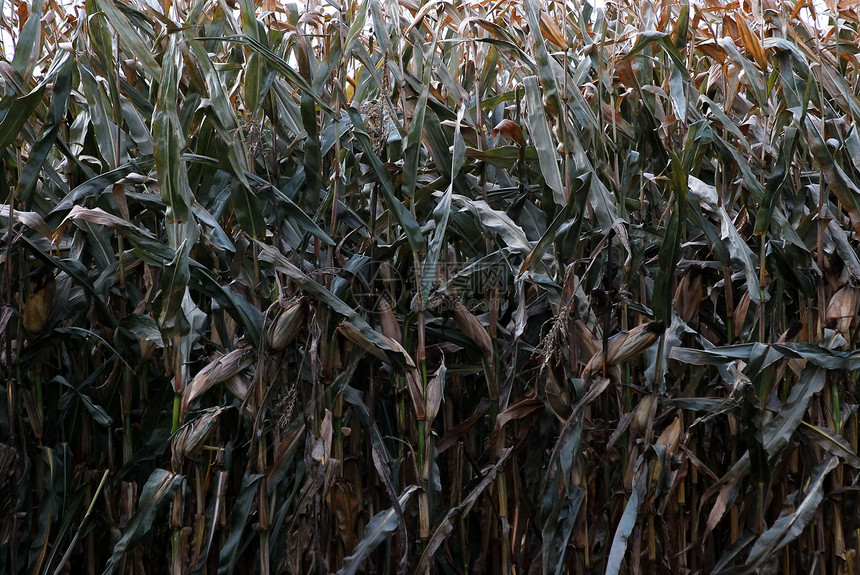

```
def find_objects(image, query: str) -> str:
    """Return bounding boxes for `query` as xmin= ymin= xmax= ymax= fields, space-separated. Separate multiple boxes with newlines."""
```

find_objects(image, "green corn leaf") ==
xmin=337 ymin=486 xmax=419 ymax=575
xmin=11 ymin=0 xmax=44 ymax=81
xmin=605 ymin=463 xmax=647 ymax=575
xmin=402 ymin=30 xmax=438 ymax=199
xmin=103 ymin=469 xmax=183 ymax=575
xmin=153 ymin=38 xmax=190 ymax=223
xmin=523 ymin=76 xmax=565 ymax=206
xmin=0 ymin=86 xmax=44 ymax=149
xmin=93 ymin=0 xmax=161 ymax=79
xmin=348 ymin=107 xmax=425 ymax=254
xmin=743 ymin=457 xmax=838 ymax=571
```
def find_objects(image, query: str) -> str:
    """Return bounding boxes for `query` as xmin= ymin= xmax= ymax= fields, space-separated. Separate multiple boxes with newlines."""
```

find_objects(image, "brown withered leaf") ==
xmin=826 ymin=285 xmax=859 ymax=342
xmin=698 ymin=40 xmax=728 ymax=63
xmin=722 ymin=15 xmax=740 ymax=42
xmin=674 ymin=266 xmax=703 ymax=323
xmin=573 ymin=320 xmax=601 ymax=366
xmin=544 ymin=361 xmax=571 ymax=420
xmin=607 ymin=411 xmax=637 ymax=450
xmin=20 ymin=387 xmax=43 ymax=440
xmin=111 ymin=182 xmax=130 ymax=221
xmin=494 ymin=396 xmax=544 ymax=432
xmin=0 ymin=205 xmax=51 ymax=237
xmin=436 ymin=398 xmax=491 ymax=453
xmin=451 ymin=301 xmax=493 ymax=357
xmin=733 ymin=291 xmax=751 ymax=340
xmin=539 ymin=10 xmax=567 ymax=48
xmin=377 ymin=298 xmax=402 ymax=343
xmin=491 ymin=119 xmax=526 ymax=147
xmin=735 ymin=15 xmax=767 ymax=69
xmin=655 ymin=415 xmax=682 ymax=456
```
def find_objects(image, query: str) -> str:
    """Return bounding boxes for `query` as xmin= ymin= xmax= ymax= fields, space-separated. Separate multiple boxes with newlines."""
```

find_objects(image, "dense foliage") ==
xmin=2 ymin=0 xmax=860 ymax=572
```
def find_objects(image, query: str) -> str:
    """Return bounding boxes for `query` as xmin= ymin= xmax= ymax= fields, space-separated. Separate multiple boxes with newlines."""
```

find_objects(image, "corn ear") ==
xmin=267 ymin=297 xmax=305 ymax=351
xmin=425 ymin=362 xmax=446 ymax=428
xmin=171 ymin=407 xmax=227 ymax=469
xmin=22 ymin=270 xmax=55 ymax=335
xmin=582 ymin=321 xmax=665 ymax=377
xmin=183 ymin=347 xmax=255 ymax=411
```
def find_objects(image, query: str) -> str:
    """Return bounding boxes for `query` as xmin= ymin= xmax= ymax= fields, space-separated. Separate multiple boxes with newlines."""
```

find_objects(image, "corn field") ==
xmin=3 ymin=0 xmax=860 ymax=572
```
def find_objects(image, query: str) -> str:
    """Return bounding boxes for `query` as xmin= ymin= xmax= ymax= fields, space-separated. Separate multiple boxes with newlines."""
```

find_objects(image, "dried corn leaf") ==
xmin=826 ymin=286 xmax=859 ymax=342
xmin=451 ymin=301 xmax=494 ymax=357
xmin=377 ymin=298 xmax=402 ymax=343
xmin=0 ymin=204 xmax=51 ymax=237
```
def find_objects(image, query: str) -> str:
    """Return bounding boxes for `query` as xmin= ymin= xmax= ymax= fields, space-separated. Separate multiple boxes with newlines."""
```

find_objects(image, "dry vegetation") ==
xmin=2 ymin=0 xmax=860 ymax=572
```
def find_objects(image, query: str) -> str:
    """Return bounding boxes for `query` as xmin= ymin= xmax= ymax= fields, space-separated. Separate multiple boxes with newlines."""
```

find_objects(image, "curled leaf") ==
xmin=0 ymin=204 xmax=51 ymax=237
xmin=337 ymin=320 xmax=416 ymax=369
xmin=491 ymin=119 xmax=525 ymax=147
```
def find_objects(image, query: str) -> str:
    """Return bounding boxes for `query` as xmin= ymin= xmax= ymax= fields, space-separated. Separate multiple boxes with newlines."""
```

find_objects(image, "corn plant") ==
xmin=2 ymin=0 xmax=860 ymax=573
